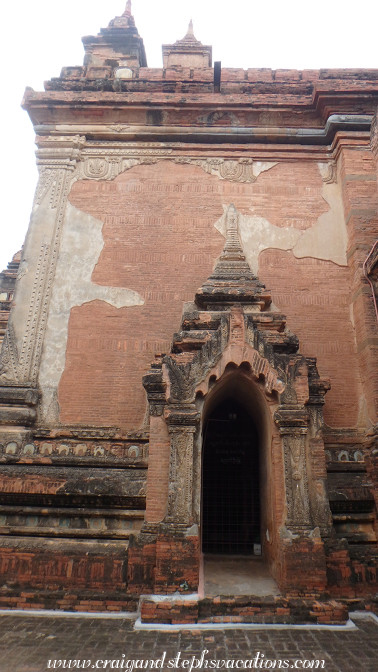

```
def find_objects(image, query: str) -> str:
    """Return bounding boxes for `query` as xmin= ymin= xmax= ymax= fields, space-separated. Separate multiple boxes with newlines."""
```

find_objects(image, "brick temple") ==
xmin=0 ymin=2 xmax=377 ymax=624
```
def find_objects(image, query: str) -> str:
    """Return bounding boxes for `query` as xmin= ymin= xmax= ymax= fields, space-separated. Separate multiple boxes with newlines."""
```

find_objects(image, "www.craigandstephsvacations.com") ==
xmin=46 ymin=651 xmax=326 ymax=670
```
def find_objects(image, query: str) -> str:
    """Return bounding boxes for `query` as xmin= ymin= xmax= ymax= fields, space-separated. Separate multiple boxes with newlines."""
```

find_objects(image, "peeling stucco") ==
xmin=253 ymin=161 xmax=278 ymax=179
xmin=38 ymin=159 xmax=348 ymax=424
xmin=38 ymin=202 xmax=144 ymax=423
xmin=215 ymin=209 xmax=301 ymax=274
xmin=215 ymin=162 xmax=347 ymax=273
xmin=292 ymin=164 xmax=347 ymax=265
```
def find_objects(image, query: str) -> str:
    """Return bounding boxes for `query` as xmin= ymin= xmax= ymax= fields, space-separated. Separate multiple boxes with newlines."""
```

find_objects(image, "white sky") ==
xmin=1 ymin=0 xmax=377 ymax=271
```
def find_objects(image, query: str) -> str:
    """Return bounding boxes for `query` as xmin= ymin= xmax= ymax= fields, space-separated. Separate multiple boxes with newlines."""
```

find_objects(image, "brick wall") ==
xmin=259 ymin=251 xmax=361 ymax=428
xmin=60 ymin=159 xmax=362 ymax=430
xmin=339 ymin=148 xmax=378 ymax=425
xmin=60 ymin=163 xmax=225 ymax=429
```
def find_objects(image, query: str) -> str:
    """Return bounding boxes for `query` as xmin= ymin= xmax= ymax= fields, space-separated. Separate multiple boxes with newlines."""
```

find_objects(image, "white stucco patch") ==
xmin=252 ymin=161 xmax=278 ymax=179
xmin=215 ymin=208 xmax=301 ymax=274
xmin=39 ymin=202 xmax=144 ymax=422
xmin=292 ymin=165 xmax=347 ymax=265
xmin=215 ymin=163 xmax=347 ymax=273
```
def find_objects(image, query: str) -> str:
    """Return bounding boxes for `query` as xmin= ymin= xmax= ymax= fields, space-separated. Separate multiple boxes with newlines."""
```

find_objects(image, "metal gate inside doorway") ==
xmin=202 ymin=397 xmax=260 ymax=554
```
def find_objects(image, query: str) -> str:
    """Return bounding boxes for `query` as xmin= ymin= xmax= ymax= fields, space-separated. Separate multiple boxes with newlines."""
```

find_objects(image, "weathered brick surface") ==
xmin=154 ymin=536 xmax=200 ymax=594
xmin=128 ymin=534 xmax=200 ymax=596
xmin=1 ymin=6 xmax=377 ymax=619
xmin=127 ymin=534 xmax=157 ymax=594
xmin=140 ymin=595 xmax=349 ymax=625
xmin=259 ymin=250 xmax=361 ymax=428
xmin=145 ymin=415 xmax=170 ymax=523
xmin=0 ymin=542 xmax=127 ymax=592
xmin=0 ymin=590 xmax=138 ymax=613
xmin=60 ymin=163 xmax=225 ymax=429
xmin=61 ymin=160 xmax=361 ymax=430
xmin=278 ymin=535 xmax=327 ymax=594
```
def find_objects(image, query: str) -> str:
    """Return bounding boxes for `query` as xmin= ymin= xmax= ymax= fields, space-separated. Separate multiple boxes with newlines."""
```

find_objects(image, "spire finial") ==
xmin=187 ymin=19 xmax=194 ymax=37
xmin=124 ymin=0 xmax=132 ymax=16
xmin=220 ymin=205 xmax=246 ymax=262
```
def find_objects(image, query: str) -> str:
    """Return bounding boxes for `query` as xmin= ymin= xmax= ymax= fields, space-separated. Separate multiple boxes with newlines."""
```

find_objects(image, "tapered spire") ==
xmin=123 ymin=0 xmax=132 ymax=17
xmin=195 ymin=205 xmax=271 ymax=309
xmin=108 ymin=0 xmax=136 ymax=29
xmin=187 ymin=19 xmax=195 ymax=38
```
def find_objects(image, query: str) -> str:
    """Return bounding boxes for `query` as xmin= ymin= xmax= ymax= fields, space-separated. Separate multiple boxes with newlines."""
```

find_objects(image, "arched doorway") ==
xmin=202 ymin=393 xmax=261 ymax=555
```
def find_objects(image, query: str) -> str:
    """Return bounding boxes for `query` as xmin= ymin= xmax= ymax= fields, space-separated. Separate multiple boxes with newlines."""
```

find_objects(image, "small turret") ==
xmin=162 ymin=20 xmax=212 ymax=68
xmin=82 ymin=0 xmax=147 ymax=72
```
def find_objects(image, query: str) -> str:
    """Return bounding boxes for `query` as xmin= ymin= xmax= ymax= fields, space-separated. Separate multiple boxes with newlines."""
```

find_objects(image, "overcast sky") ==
xmin=1 ymin=0 xmax=377 ymax=271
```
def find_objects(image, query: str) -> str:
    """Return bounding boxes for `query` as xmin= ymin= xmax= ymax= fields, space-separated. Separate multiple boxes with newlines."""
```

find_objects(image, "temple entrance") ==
xmin=202 ymin=396 xmax=260 ymax=555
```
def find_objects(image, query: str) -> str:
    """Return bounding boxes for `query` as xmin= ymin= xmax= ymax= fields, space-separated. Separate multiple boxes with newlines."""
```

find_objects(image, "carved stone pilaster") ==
xmin=371 ymin=108 xmax=378 ymax=166
xmin=0 ymin=136 xmax=84 ymax=396
xmin=306 ymin=358 xmax=331 ymax=408
xmin=142 ymin=359 xmax=167 ymax=417
xmin=275 ymin=407 xmax=311 ymax=530
xmin=165 ymin=406 xmax=200 ymax=527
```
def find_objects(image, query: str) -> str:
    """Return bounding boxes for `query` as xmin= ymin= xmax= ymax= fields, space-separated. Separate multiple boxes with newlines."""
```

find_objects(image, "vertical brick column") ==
xmin=339 ymin=141 xmax=378 ymax=425
xmin=143 ymin=358 xmax=170 ymax=524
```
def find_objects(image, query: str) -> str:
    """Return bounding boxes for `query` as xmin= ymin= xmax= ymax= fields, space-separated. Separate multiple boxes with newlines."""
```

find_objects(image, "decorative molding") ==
xmin=35 ymin=168 xmax=66 ymax=208
xmin=82 ymin=157 xmax=137 ymax=180
xmin=78 ymin=148 xmax=172 ymax=181
xmin=275 ymin=407 xmax=312 ymax=529
xmin=76 ymin=150 xmax=260 ymax=185
xmin=0 ymin=437 xmax=148 ymax=461
xmin=174 ymin=157 xmax=256 ymax=183
xmin=325 ymin=445 xmax=365 ymax=464
xmin=20 ymin=243 xmax=50 ymax=382
xmin=167 ymin=419 xmax=197 ymax=525
xmin=282 ymin=430 xmax=311 ymax=528
xmin=164 ymin=317 xmax=229 ymax=403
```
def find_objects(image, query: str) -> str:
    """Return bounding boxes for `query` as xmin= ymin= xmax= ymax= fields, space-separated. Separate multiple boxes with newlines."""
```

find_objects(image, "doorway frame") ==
xmin=133 ymin=307 xmax=332 ymax=596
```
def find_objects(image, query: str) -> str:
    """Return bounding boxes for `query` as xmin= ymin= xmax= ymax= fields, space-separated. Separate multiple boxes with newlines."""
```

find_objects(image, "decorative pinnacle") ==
xmin=220 ymin=204 xmax=246 ymax=262
xmin=124 ymin=0 xmax=132 ymax=16
xmin=187 ymin=19 xmax=194 ymax=37
xmin=194 ymin=203 xmax=270 ymax=309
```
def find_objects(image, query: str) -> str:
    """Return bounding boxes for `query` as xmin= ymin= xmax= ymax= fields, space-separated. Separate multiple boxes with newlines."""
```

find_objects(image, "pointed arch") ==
xmin=199 ymin=366 xmax=274 ymax=559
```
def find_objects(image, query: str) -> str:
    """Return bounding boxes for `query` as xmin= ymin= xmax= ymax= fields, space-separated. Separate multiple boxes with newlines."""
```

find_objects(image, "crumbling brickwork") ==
xmin=0 ymin=2 xmax=377 ymax=622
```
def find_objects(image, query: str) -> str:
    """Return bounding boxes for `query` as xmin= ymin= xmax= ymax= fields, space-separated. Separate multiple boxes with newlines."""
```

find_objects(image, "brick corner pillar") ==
xmin=128 ymin=361 xmax=201 ymax=595
xmin=151 ymin=404 xmax=201 ymax=594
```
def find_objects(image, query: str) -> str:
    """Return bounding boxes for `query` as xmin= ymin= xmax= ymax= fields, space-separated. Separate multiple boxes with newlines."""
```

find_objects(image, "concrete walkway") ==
xmin=0 ymin=611 xmax=377 ymax=672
